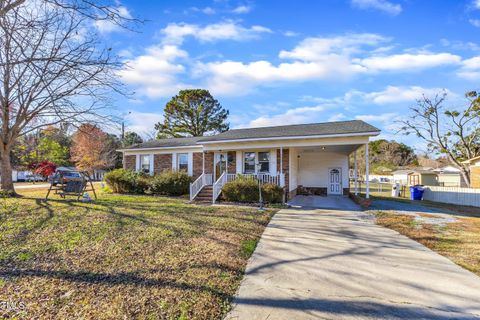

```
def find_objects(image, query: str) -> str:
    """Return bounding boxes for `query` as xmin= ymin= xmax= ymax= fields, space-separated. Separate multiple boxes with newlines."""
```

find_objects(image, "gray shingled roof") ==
xmin=125 ymin=136 xmax=204 ymax=149
xmin=122 ymin=120 xmax=380 ymax=149
xmin=199 ymin=120 xmax=380 ymax=142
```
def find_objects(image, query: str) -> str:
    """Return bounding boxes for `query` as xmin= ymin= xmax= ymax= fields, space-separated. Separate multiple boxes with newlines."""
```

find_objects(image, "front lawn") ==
xmin=0 ymin=190 xmax=274 ymax=319
xmin=369 ymin=205 xmax=480 ymax=277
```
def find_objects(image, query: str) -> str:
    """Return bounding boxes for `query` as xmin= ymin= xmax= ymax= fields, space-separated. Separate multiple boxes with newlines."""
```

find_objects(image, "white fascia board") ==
xmin=199 ymin=131 xmax=380 ymax=145
xmin=118 ymin=145 xmax=202 ymax=153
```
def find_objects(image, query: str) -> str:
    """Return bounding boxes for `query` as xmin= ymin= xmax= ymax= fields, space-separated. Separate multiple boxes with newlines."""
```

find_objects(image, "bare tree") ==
xmin=399 ymin=91 xmax=480 ymax=187
xmin=0 ymin=1 xmax=131 ymax=193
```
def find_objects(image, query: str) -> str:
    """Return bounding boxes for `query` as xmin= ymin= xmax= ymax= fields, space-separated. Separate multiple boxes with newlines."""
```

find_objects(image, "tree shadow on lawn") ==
xmin=0 ymin=268 xmax=232 ymax=301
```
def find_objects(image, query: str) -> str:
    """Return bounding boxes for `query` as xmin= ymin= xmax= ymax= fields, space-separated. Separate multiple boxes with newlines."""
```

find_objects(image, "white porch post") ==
xmin=280 ymin=147 xmax=284 ymax=187
xmin=354 ymin=150 xmax=358 ymax=195
xmin=280 ymin=147 xmax=283 ymax=174
xmin=365 ymin=143 xmax=370 ymax=199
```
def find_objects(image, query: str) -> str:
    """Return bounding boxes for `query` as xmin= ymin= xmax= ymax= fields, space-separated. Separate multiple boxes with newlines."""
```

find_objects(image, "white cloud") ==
xmin=358 ymin=53 xmax=462 ymax=71
xmin=350 ymin=86 xmax=449 ymax=104
xmin=474 ymin=0 xmax=480 ymax=9
xmin=351 ymin=0 xmax=402 ymax=15
xmin=232 ymin=5 xmax=252 ymax=14
xmin=328 ymin=113 xmax=347 ymax=121
xmin=119 ymin=45 xmax=190 ymax=98
xmin=355 ymin=112 xmax=398 ymax=122
xmin=284 ymin=31 xmax=300 ymax=37
xmin=470 ymin=19 xmax=480 ymax=27
xmin=161 ymin=21 xmax=271 ymax=44
xmin=194 ymin=33 xmax=462 ymax=95
xmin=95 ymin=6 xmax=132 ymax=34
xmin=202 ymin=7 xmax=216 ymax=14
xmin=237 ymin=105 xmax=326 ymax=128
xmin=457 ymin=56 xmax=480 ymax=80
xmin=279 ymin=33 xmax=387 ymax=61
xmin=125 ymin=111 xmax=164 ymax=135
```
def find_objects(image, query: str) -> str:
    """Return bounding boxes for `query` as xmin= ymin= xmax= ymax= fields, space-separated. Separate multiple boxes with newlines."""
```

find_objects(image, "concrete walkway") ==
xmin=226 ymin=206 xmax=480 ymax=319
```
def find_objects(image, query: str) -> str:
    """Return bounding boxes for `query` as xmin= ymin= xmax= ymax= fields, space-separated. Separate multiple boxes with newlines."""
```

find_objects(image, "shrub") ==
xmin=221 ymin=178 xmax=284 ymax=203
xmin=262 ymin=183 xmax=284 ymax=203
xmin=150 ymin=170 xmax=191 ymax=196
xmin=136 ymin=174 xmax=154 ymax=194
xmin=222 ymin=178 xmax=259 ymax=203
xmin=104 ymin=169 xmax=138 ymax=193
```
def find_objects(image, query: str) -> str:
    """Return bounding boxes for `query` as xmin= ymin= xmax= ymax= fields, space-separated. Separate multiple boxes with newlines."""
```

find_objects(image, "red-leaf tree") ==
xmin=70 ymin=124 xmax=108 ymax=173
xmin=29 ymin=160 xmax=57 ymax=178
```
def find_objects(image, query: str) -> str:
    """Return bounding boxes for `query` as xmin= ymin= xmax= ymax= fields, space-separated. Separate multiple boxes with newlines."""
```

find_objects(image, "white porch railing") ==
xmin=189 ymin=173 xmax=213 ymax=201
xmin=212 ymin=172 xmax=227 ymax=204
xmin=226 ymin=173 xmax=285 ymax=186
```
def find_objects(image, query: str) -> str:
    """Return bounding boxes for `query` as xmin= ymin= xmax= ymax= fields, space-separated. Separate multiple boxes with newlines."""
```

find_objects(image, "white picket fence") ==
xmin=423 ymin=186 xmax=480 ymax=207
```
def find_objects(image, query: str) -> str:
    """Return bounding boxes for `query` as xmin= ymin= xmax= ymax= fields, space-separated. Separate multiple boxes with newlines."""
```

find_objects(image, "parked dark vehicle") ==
xmin=50 ymin=171 xmax=82 ymax=186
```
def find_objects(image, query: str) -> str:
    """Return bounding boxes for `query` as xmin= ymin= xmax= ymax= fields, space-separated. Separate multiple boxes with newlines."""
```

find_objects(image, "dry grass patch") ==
xmin=372 ymin=210 xmax=480 ymax=276
xmin=0 ymin=190 xmax=275 ymax=319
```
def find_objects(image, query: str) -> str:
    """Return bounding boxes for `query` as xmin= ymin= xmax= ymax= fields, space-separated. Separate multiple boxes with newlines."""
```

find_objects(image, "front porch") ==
xmin=190 ymin=143 xmax=371 ymax=203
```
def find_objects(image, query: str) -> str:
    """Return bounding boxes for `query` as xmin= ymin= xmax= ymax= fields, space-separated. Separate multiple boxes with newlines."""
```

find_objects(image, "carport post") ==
xmin=354 ymin=150 xmax=358 ymax=195
xmin=365 ymin=143 xmax=370 ymax=199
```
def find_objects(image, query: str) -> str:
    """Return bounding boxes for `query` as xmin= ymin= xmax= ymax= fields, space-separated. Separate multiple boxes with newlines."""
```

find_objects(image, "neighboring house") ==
xmin=407 ymin=170 xmax=438 ymax=186
xmin=118 ymin=120 xmax=380 ymax=202
xmin=433 ymin=166 xmax=465 ymax=187
xmin=393 ymin=168 xmax=439 ymax=186
xmin=462 ymin=156 xmax=480 ymax=188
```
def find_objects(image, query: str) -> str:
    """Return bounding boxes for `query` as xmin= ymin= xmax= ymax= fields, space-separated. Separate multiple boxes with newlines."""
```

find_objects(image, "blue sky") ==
xmin=100 ymin=0 xmax=480 ymax=151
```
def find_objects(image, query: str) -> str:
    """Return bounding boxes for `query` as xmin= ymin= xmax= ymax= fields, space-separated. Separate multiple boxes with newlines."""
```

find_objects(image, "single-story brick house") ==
xmin=119 ymin=120 xmax=380 ymax=202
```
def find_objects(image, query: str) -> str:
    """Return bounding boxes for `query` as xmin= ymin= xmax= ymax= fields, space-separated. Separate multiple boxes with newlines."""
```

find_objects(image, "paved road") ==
xmin=226 ymin=203 xmax=480 ymax=319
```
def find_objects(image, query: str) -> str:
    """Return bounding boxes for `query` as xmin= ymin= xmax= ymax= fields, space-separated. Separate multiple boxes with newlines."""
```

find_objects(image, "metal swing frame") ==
xmin=45 ymin=169 xmax=97 ymax=201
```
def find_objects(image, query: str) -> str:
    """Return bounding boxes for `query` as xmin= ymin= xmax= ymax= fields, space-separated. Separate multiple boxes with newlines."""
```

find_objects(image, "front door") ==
xmin=214 ymin=153 xmax=227 ymax=181
xmin=329 ymin=168 xmax=342 ymax=195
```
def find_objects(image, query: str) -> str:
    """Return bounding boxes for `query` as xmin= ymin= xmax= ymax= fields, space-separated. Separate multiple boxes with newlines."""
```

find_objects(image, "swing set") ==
xmin=45 ymin=168 xmax=97 ymax=201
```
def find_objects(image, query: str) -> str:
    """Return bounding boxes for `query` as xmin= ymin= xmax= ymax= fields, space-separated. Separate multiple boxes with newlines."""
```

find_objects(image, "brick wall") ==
xmin=124 ymin=155 xmax=136 ymax=170
xmin=227 ymin=151 xmax=236 ymax=174
xmin=154 ymin=154 xmax=172 ymax=174
xmin=471 ymin=166 xmax=480 ymax=188
xmin=277 ymin=148 xmax=290 ymax=198
xmin=192 ymin=152 xmax=203 ymax=180
xmin=204 ymin=152 xmax=214 ymax=174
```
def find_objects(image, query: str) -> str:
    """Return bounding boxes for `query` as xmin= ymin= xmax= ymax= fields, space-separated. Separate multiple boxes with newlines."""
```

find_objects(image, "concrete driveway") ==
xmin=226 ymin=204 xmax=480 ymax=319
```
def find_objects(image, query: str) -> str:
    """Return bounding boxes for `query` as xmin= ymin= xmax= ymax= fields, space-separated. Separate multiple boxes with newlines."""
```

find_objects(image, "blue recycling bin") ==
xmin=409 ymin=185 xmax=425 ymax=200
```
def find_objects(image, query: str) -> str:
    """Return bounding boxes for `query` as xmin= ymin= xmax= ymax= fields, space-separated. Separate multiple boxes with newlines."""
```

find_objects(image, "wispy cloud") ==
xmin=161 ymin=21 xmax=272 ymax=45
xmin=94 ymin=5 xmax=132 ymax=33
xmin=351 ymin=0 xmax=402 ymax=15
xmin=232 ymin=5 xmax=252 ymax=14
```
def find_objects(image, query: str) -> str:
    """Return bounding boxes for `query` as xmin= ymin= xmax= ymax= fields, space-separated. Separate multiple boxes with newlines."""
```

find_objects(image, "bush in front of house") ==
xmin=262 ymin=183 xmax=284 ymax=203
xmin=221 ymin=178 xmax=284 ymax=203
xmin=104 ymin=169 xmax=139 ymax=193
xmin=150 ymin=170 xmax=191 ymax=196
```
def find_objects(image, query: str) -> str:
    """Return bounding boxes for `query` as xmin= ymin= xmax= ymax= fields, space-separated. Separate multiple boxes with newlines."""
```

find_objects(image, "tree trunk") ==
xmin=460 ymin=167 xmax=471 ymax=188
xmin=0 ymin=148 xmax=15 ymax=194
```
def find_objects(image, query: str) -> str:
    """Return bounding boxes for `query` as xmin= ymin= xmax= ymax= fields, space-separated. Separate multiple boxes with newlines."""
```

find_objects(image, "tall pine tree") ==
xmin=155 ymin=89 xmax=229 ymax=138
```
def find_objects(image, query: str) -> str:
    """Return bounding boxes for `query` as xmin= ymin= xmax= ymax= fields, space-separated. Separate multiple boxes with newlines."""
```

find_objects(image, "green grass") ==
xmin=240 ymin=238 xmax=259 ymax=258
xmin=0 ymin=190 xmax=275 ymax=319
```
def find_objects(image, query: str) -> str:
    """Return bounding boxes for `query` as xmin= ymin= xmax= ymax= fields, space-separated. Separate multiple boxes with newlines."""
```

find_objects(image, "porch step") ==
xmin=193 ymin=185 xmax=213 ymax=202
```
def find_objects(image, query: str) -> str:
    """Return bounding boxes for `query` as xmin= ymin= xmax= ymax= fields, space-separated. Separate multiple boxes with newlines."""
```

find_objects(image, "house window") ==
xmin=177 ymin=153 xmax=188 ymax=172
xmin=140 ymin=155 xmax=151 ymax=174
xmin=244 ymin=152 xmax=256 ymax=174
xmin=258 ymin=152 xmax=270 ymax=173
